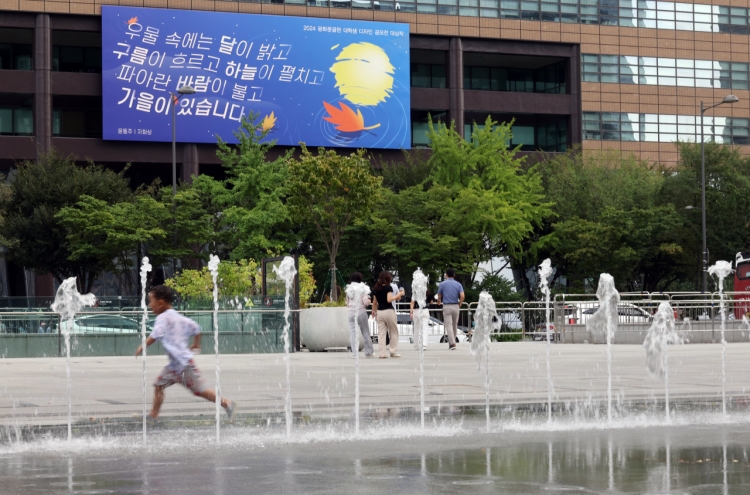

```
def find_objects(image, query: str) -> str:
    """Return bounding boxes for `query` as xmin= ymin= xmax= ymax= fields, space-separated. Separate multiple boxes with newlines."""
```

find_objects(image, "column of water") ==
xmin=412 ymin=268 xmax=429 ymax=430
xmin=345 ymin=280 xmax=370 ymax=435
xmin=273 ymin=256 xmax=297 ymax=440
xmin=139 ymin=257 xmax=152 ymax=445
xmin=644 ymin=301 xmax=683 ymax=423
xmin=208 ymin=254 xmax=221 ymax=443
xmin=708 ymin=260 xmax=732 ymax=416
xmin=585 ymin=274 xmax=619 ymax=424
xmin=51 ymin=278 xmax=96 ymax=442
xmin=538 ymin=259 xmax=554 ymax=424
xmin=472 ymin=291 xmax=498 ymax=433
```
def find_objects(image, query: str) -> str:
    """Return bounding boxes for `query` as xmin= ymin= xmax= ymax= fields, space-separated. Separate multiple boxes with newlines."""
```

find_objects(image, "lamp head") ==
xmin=177 ymin=85 xmax=196 ymax=95
xmin=722 ymin=95 xmax=739 ymax=104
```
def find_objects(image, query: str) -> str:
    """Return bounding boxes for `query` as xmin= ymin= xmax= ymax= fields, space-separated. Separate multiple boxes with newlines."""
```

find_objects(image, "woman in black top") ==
xmin=372 ymin=271 xmax=404 ymax=358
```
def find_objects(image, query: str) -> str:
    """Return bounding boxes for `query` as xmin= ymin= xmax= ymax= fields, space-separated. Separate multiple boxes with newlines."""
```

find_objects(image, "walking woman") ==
xmin=346 ymin=272 xmax=374 ymax=358
xmin=372 ymin=271 xmax=404 ymax=359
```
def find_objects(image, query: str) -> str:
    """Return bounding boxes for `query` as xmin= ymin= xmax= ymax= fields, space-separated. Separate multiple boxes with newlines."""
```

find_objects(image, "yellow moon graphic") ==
xmin=330 ymin=42 xmax=395 ymax=107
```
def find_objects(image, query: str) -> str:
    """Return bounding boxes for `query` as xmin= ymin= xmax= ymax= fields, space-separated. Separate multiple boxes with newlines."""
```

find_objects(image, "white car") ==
xmin=60 ymin=314 xmax=147 ymax=334
xmin=577 ymin=303 xmax=653 ymax=325
xmin=369 ymin=312 xmax=468 ymax=345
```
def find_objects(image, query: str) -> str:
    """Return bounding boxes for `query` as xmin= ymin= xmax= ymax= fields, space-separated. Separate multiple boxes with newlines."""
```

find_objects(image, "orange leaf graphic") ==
xmin=322 ymin=101 xmax=380 ymax=133
xmin=126 ymin=17 xmax=138 ymax=25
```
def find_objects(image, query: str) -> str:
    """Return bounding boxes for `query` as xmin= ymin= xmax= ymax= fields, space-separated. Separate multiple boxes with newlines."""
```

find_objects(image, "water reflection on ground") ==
xmin=1 ymin=419 xmax=749 ymax=494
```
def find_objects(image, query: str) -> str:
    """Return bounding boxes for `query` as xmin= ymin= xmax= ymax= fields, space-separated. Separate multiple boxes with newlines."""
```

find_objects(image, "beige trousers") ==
xmin=443 ymin=304 xmax=459 ymax=346
xmin=377 ymin=309 xmax=399 ymax=357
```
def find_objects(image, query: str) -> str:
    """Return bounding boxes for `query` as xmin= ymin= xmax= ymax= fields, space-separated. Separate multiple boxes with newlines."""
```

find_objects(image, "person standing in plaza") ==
xmin=346 ymin=272 xmax=374 ymax=358
xmin=135 ymin=285 xmax=236 ymax=422
xmin=372 ymin=271 xmax=404 ymax=359
xmin=437 ymin=268 xmax=465 ymax=350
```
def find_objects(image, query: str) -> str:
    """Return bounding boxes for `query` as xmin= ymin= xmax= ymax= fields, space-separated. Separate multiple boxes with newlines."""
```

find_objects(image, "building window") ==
xmin=583 ymin=112 xmax=750 ymax=145
xmin=0 ymin=28 xmax=33 ymax=70
xmin=464 ymin=61 xmax=565 ymax=94
xmin=410 ymin=50 xmax=447 ymax=88
xmin=53 ymin=96 xmax=102 ymax=138
xmin=306 ymin=0 xmax=749 ymax=35
xmin=0 ymin=94 xmax=33 ymax=135
xmin=411 ymin=63 xmax=447 ymax=88
xmin=412 ymin=110 xmax=447 ymax=147
xmin=52 ymin=30 xmax=102 ymax=74
xmin=582 ymin=54 xmax=749 ymax=90
xmin=464 ymin=118 xmax=567 ymax=151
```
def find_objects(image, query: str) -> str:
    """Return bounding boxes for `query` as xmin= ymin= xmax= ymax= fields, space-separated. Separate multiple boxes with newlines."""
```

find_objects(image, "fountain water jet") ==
xmin=411 ymin=268 xmax=429 ymax=430
xmin=208 ymin=254 xmax=221 ymax=443
xmin=538 ymin=258 xmax=554 ymax=424
xmin=273 ymin=256 xmax=297 ymax=440
xmin=643 ymin=301 xmax=683 ymax=422
xmin=708 ymin=260 xmax=732 ymax=415
xmin=585 ymin=273 xmax=620 ymax=423
xmin=344 ymin=280 xmax=370 ymax=435
xmin=139 ymin=257 xmax=152 ymax=445
xmin=50 ymin=277 xmax=96 ymax=442
xmin=472 ymin=291 xmax=499 ymax=433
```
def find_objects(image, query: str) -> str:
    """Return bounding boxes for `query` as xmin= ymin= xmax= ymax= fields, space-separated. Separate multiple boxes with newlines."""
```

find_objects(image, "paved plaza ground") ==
xmin=1 ymin=342 xmax=749 ymax=427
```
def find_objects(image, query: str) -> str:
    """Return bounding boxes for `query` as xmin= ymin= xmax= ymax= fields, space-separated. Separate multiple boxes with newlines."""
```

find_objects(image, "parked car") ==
xmin=60 ymin=314 xmax=150 ymax=334
xmin=577 ymin=303 xmax=653 ymax=325
xmin=530 ymin=323 xmax=557 ymax=341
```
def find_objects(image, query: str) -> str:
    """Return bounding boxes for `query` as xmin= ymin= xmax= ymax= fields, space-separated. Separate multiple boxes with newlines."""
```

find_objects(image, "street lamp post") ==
xmin=699 ymin=94 xmax=739 ymax=293
xmin=170 ymin=85 xmax=196 ymax=276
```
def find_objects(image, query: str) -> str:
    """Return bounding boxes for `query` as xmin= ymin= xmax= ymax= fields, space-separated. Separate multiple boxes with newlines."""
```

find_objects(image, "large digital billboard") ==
xmin=101 ymin=6 xmax=410 ymax=149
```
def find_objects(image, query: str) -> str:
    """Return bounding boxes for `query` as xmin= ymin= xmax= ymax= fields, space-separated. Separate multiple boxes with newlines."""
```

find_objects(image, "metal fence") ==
xmin=361 ymin=291 xmax=750 ymax=344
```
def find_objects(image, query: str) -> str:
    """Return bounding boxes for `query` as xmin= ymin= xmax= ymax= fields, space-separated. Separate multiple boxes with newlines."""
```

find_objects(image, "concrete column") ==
xmin=181 ymin=143 xmax=200 ymax=183
xmin=448 ymin=37 xmax=464 ymax=138
xmin=568 ymin=44 xmax=582 ymax=146
xmin=34 ymin=14 xmax=52 ymax=157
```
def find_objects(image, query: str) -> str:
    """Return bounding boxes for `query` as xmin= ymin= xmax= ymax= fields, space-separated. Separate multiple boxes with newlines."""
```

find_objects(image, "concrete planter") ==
xmin=300 ymin=307 xmax=363 ymax=352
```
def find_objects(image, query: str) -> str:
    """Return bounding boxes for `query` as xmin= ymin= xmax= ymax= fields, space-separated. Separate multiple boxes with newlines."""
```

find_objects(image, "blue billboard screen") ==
xmin=101 ymin=6 xmax=410 ymax=149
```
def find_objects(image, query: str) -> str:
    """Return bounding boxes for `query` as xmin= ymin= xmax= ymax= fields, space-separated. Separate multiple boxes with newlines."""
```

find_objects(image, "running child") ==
xmin=135 ymin=285 xmax=236 ymax=422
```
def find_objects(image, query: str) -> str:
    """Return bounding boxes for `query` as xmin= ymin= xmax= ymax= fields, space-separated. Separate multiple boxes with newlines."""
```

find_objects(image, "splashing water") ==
xmin=273 ymin=256 xmax=297 ymax=440
xmin=139 ymin=257 xmax=152 ymax=445
xmin=643 ymin=301 xmax=684 ymax=422
xmin=538 ymin=258 xmax=554 ymax=424
xmin=344 ymin=280 xmax=370 ymax=435
xmin=708 ymin=260 xmax=732 ymax=416
xmin=472 ymin=291 xmax=499 ymax=433
xmin=586 ymin=273 xmax=620 ymax=423
xmin=208 ymin=254 xmax=221 ymax=443
xmin=50 ymin=277 xmax=97 ymax=442
xmin=411 ymin=268 xmax=429 ymax=430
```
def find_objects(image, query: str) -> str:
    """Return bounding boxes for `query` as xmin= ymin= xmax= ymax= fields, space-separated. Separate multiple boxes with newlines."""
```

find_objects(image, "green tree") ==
xmin=0 ymin=152 xmax=131 ymax=292
xmin=165 ymin=256 xmax=317 ymax=307
xmin=535 ymin=149 xmax=686 ymax=292
xmin=56 ymin=185 xmax=214 ymax=294
xmin=663 ymin=142 xmax=750 ymax=290
xmin=192 ymin=114 xmax=293 ymax=261
xmin=372 ymin=116 xmax=552 ymax=289
xmin=287 ymin=146 xmax=382 ymax=300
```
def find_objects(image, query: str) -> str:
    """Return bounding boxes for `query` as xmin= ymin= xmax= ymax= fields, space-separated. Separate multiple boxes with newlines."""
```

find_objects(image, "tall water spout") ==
xmin=411 ymin=268 xmax=429 ymax=430
xmin=139 ymin=257 xmax=152 ymax=445
xmin=708 ymin=260 xmax=732 ymax=415
xmin=472 ymin=291 xmax=499 ymax=433
xmin=208 ymin=254 xmax=221 ymax=443
xmin=50 ymin=277 xmax=96 ymax=442
xmin=643 ymin=301 xmax=683 ymax=422
xmin=273 ymin=256 xmax=297 ymax=440
xmin=586 ymin=273 xmax=620 ymax=423
xmin=344 ymin=280 xmax=370 ymax=435
xmin=538 ymin=258 xmax=554 ymax=424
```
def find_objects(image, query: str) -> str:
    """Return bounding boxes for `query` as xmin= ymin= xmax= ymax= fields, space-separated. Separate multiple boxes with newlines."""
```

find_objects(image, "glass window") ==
xmin=13 ymin=108 xmax=32 ymax=135
xmin=0 ymin=28 xmax=33 ymax=70
xmin=512 ymin=125 xmax=534 ymax=146
xmin=0 ymin=108 xmax=11 ymax=134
